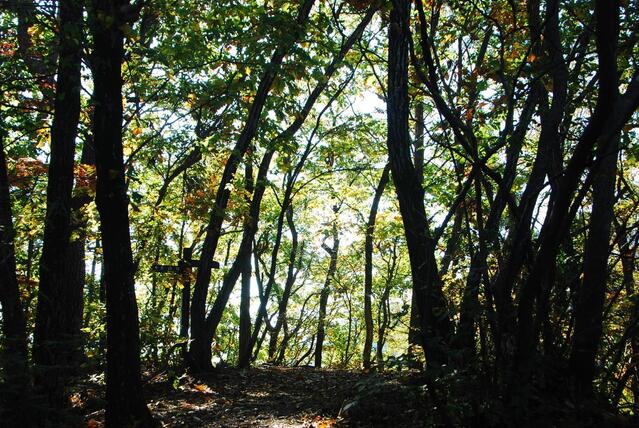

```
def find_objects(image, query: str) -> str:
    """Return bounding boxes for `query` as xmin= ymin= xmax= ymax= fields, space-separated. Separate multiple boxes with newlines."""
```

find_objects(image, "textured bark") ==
xmin=0 ymin=129 xmax=31 ymax=425
xmin=363 ymin=164 xmax=390 ymax=370
xmin=90 ymin=0 xmax=154 ymax=425
xmin=387 ymin=0 xmax=452 ymax=366
xmin=33 ymin=0 xmax=84 ymax=407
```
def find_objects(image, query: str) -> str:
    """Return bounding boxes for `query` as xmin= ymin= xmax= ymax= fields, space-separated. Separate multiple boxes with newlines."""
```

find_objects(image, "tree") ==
xmin=363 ymin=164 xmax=390 ymax=369
xmin=89 ymin=0 xmax=154 ymax=425
xmin=0 ymin=128 xmax=30 ymax=425
xmin=386 ymin=0 xmax=452 ymax=367
xmin=33 ymin=0 xmax=84 ymax=407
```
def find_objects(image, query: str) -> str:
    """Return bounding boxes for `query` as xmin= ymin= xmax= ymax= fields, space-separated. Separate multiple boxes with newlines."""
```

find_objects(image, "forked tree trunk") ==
xmin=386 ymin=0 xmax=452 ymax=366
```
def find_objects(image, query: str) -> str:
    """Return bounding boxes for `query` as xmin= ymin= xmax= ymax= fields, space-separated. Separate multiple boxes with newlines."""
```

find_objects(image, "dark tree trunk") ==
xmin=407 ymin=102 xmax=424 ymax=356
xmin=238 ymin=161 xmax=254 ymax=369
xmin=188 ymin=0 xmax=316 ymax=371
xmin=510 ymin=0 xmax=639 ymax=406
xmin=570 ymin=54 xmax=621 ymax=402
xmin=32 ymin=0 xmax=83 ymax=407
xmin=90 ymin=0 xmax=154 ymax=425
xmin=238 ymin=260 xmax=252 ymax=368
xmin=0 ymin=129 xmax=31 ymax=425
xmin=569 ymin=135 xmax=619 ymax=399
xmin=179 ymin=278 xmax=191 ymax=340
xmin=315 ymin=219 xmax=339 ymax=368
xmin=190 ymin=150 xmax=274 ymax=370
xmin=617 ymin=221 xmax=639 ymax=407
xmin=386 ymin=0 xmax=452 ymax=367
xmin=268 ymin=205 xmax=300 ymax=362
xmin=363 ymin=164 xmax=390 ymax=370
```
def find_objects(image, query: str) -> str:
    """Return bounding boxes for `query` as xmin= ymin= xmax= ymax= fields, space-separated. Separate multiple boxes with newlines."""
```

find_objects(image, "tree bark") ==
xmin=33 ymin=0 xmax=84 ymax=407
xmin=386 ymin=0 xmax=452 ymax=367
xmin=90 ymin=0 xmax=154 ymax=425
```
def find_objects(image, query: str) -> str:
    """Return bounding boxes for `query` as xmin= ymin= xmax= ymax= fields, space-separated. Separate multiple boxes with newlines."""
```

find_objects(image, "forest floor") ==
xmin=77 ymin=366 xmax=429 ymax=427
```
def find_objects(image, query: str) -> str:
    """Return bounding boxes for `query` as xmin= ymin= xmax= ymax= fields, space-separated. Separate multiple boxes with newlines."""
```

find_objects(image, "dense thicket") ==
xmin=1 ymin=0 xmax=638 ymax=426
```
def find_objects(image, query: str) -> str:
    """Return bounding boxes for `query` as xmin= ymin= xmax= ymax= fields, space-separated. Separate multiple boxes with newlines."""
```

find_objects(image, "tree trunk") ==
xmin=513 ymin=0 xmax=621 ymax=381
xmin=238 ymin=161 xmax=254 ymax=369
xmin=238 ymin=259 xmax=252 ymax=368
xmin=33 ymin=0 xmax=83 ymax=407
xmin=407 ymin=102 xmax=424 ymax=357
xmin=570 ymin=116 xmax=620 ymax=401
xmin=0 ymin=128 xmax=31 ymax=425
xmin=64 ymin=137 xmax=96 ymax=365
xmin=386 ymin=0 xmax=452 ymax=367
xmin=363 ymin=164 xmax=390 ymax=370
xmin=90 ymin=0 xmax=154 ymax=425
xmin=315 ymin=218 xmax=339 ymax=368
xmin=268 ymin=205 xmax=300 ymax=362
xmin=188 ymin=0 xmax=316 ymax=371
xmin=190 ymin=150 xmax=274 ymax=370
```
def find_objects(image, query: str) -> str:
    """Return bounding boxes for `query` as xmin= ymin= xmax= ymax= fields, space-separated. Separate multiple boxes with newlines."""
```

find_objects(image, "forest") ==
xmin=1 ymin=0 xmax=638 ymax=426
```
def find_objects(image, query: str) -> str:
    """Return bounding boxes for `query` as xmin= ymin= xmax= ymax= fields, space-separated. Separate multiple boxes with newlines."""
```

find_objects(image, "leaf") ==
xmin=194 ymin=383 xmax=213 ymax=393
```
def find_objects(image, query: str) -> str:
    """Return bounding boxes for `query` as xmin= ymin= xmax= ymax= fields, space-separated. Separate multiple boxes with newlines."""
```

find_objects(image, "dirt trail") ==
xmin=82 ymin=367 xmax=369 ymax=427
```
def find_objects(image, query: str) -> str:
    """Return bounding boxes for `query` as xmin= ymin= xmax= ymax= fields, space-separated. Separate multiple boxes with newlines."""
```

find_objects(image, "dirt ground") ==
xmin=77 ymin=366 xmax=423 ymax=427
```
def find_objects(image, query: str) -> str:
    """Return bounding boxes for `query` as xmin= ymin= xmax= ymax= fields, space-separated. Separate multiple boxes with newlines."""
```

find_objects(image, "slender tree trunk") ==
xmin=407 ymin=102 xmax=424 ymax=355
xmin=238 ymin=161 xmax=254 ymax=369
xmin=268 ymin=205 xmax=300 ymax=361
xmin=191 ymin=150 xmax=274 ymax=370
xmin=0 ymin=128 xmax=31 ymax=425
xmin=617 ymin=221 xmax=639 ymax=407
xmin=315 ymin=218 xmax=339 ymax=368
xmin=387 ymin=0 xmax=452 ymax=366
xmin=33 ymin=0 xmax=83 ymax=407
xmin=90 ymin=1 xmax=154 ymax=425
xmin=570 ymin=140 xmax=621 ymax=398
xmin=238 ymin=260 xmax=252 ymax=368
xmin=363 ymin=164 xmax=390 ymax=370
xmin=244 ymin=8 xmax=378 ymax=360
xmin=188 ymin=0 xmax=316 ymax=371
xmin=64 ymin=137 xmax=96 ymax=366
